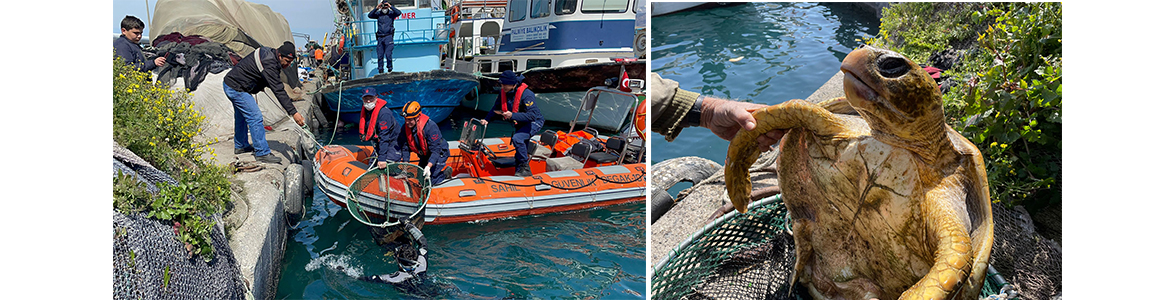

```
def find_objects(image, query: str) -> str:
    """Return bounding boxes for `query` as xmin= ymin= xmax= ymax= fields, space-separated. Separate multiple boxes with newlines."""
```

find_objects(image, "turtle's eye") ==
xmin=877 ymin=56 xmax=909 ymax=78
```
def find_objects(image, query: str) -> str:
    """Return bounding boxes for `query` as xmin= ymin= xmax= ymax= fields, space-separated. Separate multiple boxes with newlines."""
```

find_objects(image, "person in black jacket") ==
xmin=113 ymin=15 xmax=165 ymax=72
xmin=368 ymin=0 xmax=402 ymax=73
xmin=222 ymin=41 xmax=306 ymax=164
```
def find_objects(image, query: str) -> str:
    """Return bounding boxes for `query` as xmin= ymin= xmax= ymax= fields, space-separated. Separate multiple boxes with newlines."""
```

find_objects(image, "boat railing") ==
xmin=343 ymin=14 xmax=449 ymax=49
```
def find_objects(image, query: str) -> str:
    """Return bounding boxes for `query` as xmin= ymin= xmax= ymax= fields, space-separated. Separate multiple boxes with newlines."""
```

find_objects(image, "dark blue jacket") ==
xmin=114 ymin=35 xmax=157 ymax=73
xmin=487 ymin=88 xmax=545 ymax=136
xmin=398 ymin=118 xmax=448 ymax=167
xmin=363 ymin=102 xmax=403 ymax=163
xmin=368 ymin=5 xmax=403 ymax=38
xmin=223 ymin=47 xmax=298 ymax=115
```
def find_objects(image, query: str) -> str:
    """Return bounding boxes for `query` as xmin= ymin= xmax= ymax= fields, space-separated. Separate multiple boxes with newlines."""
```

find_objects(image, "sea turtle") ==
xmin=724 ymin=45 xmax=994 ymax=300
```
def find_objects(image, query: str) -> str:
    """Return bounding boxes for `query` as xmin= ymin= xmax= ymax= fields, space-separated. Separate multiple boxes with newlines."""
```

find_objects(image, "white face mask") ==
xmin=380 ymin=8 xmax=389 ymax=13
xmin=364 ymin=102 xmax=376 ymax=110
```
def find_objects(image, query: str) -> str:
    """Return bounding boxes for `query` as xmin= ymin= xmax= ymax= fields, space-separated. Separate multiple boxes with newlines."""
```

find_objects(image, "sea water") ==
xmin=276 ymin=108 xmax=646 ymax=299
xmin=650 ymin=2 xmax=880 ymax=170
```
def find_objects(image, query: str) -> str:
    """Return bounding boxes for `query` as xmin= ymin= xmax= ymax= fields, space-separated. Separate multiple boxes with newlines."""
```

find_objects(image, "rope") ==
xmin=592 ymin=171 xmax=644 ymax=185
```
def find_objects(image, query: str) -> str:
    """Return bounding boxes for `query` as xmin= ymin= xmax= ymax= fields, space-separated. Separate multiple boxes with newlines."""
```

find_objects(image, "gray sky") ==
xmin=112 ymin=0 xmax=339 ymax=46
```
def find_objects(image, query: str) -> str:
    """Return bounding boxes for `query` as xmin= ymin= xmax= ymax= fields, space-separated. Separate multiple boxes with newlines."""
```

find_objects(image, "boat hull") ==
xmin=314 ymin=141 xmax=646 ymax=224
xmin=476 ymin=60 xmax=646 ymax=93
xmin=319 ymin=70 xmax=479 ymax=122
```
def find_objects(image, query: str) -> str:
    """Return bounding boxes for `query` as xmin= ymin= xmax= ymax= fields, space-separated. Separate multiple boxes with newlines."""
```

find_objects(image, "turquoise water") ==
xmin=650 ymin=2 xmax=880 ymax=172
xmin=277 ymin=108 xmax=646 ymax=299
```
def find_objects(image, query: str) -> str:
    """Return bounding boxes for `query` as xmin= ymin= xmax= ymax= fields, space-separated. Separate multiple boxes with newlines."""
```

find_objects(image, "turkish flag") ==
xmin=619 ymin=69 xmax=631 ymax=92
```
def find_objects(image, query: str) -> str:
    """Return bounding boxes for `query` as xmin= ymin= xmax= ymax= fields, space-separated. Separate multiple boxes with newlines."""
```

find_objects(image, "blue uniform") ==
xmin=361 ymin=100 xmax=403 ymax=164
xmin=486 ymin=87 xmax=545 ymax=166
xmin=368 ymin=5 xmax=402 ymax=73
xmin=114 ymin=35 xmax=157 ymax=73
xmin=398 ymin=116 xmax=449 ymax=183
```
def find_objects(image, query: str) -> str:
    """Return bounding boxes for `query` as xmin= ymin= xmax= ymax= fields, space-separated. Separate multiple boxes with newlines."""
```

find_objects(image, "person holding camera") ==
xmin=368 ymin=0 xmax=403 ymax=74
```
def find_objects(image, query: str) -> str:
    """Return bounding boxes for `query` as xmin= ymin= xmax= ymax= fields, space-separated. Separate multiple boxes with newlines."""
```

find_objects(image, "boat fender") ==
xmin=301 ymin=160 xmax=314 ymax=197
xmin=284 ymin=163 xmax=305 ymax=225
xmin=648 ymin=156 xmax=723 ymax=224
xmin=650 ymin=188 xmax=675 ymax=224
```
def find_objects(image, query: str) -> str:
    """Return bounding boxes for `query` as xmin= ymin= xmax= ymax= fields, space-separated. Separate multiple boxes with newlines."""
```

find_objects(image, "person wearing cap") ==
xmin=359 ymin=87 xmax=402 ymax=168
xmin=368 ymin=0 xmax=402 ymax=74
xmin=478 ymin=70 xmax=544 ymax=176
xmin=398 ymin=101 xmax=449 ymax=183
xmin=223 ymin=41 xmax=306 ymax=164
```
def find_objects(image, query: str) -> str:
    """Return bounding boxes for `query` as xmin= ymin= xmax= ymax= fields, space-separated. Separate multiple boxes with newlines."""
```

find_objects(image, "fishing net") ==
xmin=652 ymin=195 xmax=1019 ymax=300
xmin=345 ymin=162 xmax=431 ymax=228
xmin=113 ymin=141 xmax=246 ymax=299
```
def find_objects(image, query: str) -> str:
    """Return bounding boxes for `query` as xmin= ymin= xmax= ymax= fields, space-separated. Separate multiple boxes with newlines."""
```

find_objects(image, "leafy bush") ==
xmin=873 ymin=3 xmax=1062 ymax=211
xmin=113 ymin=56 xmax=232 ymax=261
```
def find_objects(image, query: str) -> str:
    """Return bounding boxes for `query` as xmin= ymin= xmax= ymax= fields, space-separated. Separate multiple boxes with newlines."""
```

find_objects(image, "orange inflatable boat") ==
xmin=313 ymin=86 xmax=647 ymax=224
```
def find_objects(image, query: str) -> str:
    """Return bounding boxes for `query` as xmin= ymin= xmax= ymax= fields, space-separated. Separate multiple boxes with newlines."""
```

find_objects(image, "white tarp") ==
xmin=151 ymin=0 xmax=295 ymax=55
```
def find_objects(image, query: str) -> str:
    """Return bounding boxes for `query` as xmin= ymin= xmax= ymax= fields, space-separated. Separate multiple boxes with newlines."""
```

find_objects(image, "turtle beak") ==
xmin=841 ymin=48 xmax=878 ymax=104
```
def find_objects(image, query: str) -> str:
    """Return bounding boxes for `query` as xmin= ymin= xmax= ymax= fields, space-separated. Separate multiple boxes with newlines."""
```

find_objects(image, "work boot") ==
xmin=235 ymin=146 xmax=254 ymax=154
xmin=256 ymin=154 xmax=281 ymax=164
xmin=514 ymin=163 xmax=532 ymax=177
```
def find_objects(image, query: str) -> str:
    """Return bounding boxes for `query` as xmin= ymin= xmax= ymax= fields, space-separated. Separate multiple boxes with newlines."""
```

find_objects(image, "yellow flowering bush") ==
xmin=113 ymin=56 xmax=231 ymax=261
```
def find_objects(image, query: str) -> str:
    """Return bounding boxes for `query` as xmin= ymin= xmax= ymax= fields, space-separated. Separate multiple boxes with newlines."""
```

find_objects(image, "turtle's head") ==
xmin=840 ymin=45 xmax=945 ymax=141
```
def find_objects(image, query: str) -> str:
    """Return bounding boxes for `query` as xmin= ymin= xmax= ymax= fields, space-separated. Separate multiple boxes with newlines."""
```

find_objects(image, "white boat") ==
xmin=451 ymin=0 xmax=643 ymax=77
xmin=650 ymin=2 xmax=740 ymax=16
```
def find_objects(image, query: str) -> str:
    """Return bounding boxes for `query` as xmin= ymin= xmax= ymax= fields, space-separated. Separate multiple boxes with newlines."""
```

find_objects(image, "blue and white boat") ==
xmin=319 ymin=0 xmax=479 ymax=124
xmin=451 ymin=0 xmax=645 ymax=91
xmin=448 ymin=0 xmax=646 ymax=131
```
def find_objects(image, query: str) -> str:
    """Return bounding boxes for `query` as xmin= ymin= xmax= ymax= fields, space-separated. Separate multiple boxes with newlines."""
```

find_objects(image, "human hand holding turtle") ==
xmin=698 ymin=97 xmax=786 ymax=152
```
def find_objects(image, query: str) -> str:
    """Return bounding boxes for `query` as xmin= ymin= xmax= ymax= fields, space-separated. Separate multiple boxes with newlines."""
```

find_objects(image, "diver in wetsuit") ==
xmin=363 ymin=218 xmax=429 ymax=286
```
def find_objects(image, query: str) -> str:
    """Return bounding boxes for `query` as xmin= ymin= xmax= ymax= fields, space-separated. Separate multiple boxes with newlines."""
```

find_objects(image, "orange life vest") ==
xmin=406 ymin=113 xmax=431 ymax=154
xmin=314 ymin=49 xmax=324 ymax=60
xmin=359 ymin=98 xmax=388 ymax=141
xmin=499 ymin=83 xmax=529 ymax=113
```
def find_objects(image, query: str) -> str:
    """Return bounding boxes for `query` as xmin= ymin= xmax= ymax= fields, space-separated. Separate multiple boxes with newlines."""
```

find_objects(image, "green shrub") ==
xmin=113 ymin=55 xmax=231 ymax=261
xmin=872 ymin=3 xmax=1062 ymax=211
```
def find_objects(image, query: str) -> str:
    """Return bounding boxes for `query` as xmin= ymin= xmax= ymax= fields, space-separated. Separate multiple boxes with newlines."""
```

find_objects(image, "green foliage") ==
xmin=113 ymin=56 xmax=232 ymax=261
xmin=874 ymin=3 xmax=1062 ymax=211
xmin=944 ymin=3 xmax=1062 ymax=211
xmin=869 ymin=3 xmax=992 ymax=62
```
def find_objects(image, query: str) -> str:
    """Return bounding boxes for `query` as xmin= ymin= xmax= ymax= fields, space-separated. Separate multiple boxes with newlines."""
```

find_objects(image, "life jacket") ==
xmin=359 ymin=98 xmax=388 ymax=141
xmin=406 ymin=113 xmax=432 ymax=154
xmin=499 ymin=83 xmax=529 ymax=113
xmin=314 ymin=49 xmax=324 ymax=60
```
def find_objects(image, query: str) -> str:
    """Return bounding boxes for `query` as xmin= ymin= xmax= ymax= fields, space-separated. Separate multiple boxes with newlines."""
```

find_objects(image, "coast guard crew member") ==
xmin=398 ymin=101 xmax=449 ymax=183
xmin=479 ymin=70 xmax=545 ymax=176
xmin=359 ymin=87 xmax=402 ymax=168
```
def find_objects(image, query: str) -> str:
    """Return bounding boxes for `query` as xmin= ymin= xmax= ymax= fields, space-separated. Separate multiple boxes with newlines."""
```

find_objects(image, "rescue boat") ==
xmin=314 ymin=85 xmax=648 ymax=224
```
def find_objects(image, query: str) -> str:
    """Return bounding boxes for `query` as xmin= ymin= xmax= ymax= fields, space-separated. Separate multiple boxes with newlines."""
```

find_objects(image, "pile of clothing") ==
xmin=149 ymin=32 xmax=241 ymax=91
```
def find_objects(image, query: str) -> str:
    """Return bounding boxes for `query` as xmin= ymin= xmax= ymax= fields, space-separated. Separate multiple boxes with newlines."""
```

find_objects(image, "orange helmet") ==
xmin=402 ymin=101 xmax=422 ymax=119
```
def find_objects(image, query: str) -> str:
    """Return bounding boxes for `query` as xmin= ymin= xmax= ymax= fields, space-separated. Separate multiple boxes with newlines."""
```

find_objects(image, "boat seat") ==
xmin=587 ymin=137 xmax=625 ymax=164
xmin=490 ymin=156 xmax=516 ymax=169
xmin=540 ymin=130 xmax=558 ymax=147
xmin=569 ymin=142 xmax=593 ymax=162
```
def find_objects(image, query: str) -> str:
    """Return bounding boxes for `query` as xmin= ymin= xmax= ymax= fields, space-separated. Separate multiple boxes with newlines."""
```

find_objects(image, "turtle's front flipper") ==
xmin=899 ymin=177 xmax=973 ymax=300
xmin=725 ymin=100 xmax=848 ymax=212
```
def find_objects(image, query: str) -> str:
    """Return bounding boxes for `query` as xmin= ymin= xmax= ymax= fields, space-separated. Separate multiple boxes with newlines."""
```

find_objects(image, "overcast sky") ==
xmin=112 ymin=0 xmax=338 ymax=45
